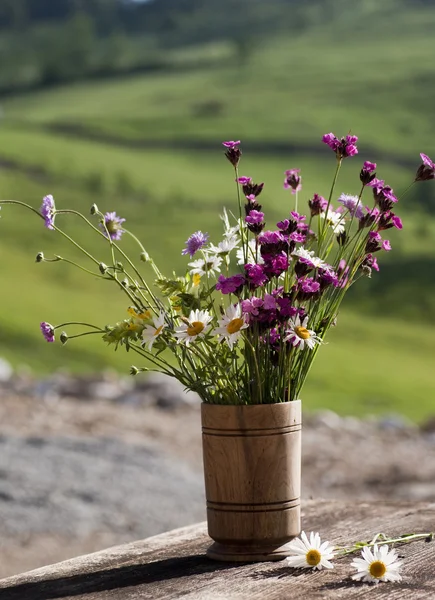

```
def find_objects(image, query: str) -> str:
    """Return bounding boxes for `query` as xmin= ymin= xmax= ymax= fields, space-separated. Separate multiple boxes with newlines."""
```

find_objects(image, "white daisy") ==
xmin=284 ymin=315 xmax=322 ymax=350
xmin=174 ymin=309 xmax=212 ymax=346
xmin=208 ymin=236 xmax=240 ymax=256
xmin=237 ymin=239 xmax=264 ymax=265
xmin=214 ymin=304 xmax=249 ymax=349
xmin=292 ymin=247 xmax=327 ymax=269
xmin=320 ymin=208 xmax=345 ymax=234
xmin=285 ymin=531 xmax=335 ymax=570
xmin=141 ymin=312 xmax=166 ymax=350
xmin=188 ymin=255 xmax=222 ymax=277
xmin=351 ymin=544 xmax=402 ymax=584
xmin=220 ymin=207 xmax=243 ymax=238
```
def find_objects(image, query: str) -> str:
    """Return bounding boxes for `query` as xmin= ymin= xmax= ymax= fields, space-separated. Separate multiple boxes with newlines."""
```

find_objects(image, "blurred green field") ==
xmin=1 ymin=10 xmax=434 ymax=421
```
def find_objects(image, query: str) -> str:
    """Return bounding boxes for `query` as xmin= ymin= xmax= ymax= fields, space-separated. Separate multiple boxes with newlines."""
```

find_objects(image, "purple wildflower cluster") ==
xmin=222 ymin=140 xmax=242 ymax=168
xmin=40 ymin=321 xmax=55 ymax=343
xmin=182 ymin=231 xmax=209 ymax=257
xmin=237 ymin=176 xmax=266 ymax=236
xmin=322 ymin=133 xmax=358 ymax=158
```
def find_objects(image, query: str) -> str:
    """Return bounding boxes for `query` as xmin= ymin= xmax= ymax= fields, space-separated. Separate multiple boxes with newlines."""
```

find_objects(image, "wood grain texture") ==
xmin=1 ymin=500 xmax=434 ymax=599
xmin=202 ymin=402 xmax=301 ymax=560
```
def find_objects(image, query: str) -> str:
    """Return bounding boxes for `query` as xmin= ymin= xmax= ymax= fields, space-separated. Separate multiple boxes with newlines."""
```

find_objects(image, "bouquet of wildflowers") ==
xmin=1 ymin=137 xmax=433 ymax=404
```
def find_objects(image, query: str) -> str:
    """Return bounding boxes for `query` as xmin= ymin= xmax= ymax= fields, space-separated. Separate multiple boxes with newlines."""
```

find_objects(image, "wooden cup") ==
xmin=201 ymin=400 xmax=301 ymax=561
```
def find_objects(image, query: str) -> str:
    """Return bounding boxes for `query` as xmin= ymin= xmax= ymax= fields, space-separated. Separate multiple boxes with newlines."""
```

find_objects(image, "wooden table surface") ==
xmin=0 ymin=500 xmax=434 ymax=599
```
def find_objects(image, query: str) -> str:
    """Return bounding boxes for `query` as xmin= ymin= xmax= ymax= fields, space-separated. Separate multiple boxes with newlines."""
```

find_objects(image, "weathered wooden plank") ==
xmin=0 ymin=500 xmax=434 ymax=599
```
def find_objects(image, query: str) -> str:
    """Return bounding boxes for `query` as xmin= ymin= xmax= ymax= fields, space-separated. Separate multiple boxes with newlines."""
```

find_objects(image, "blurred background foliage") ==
xmin=0 ymin=0 xmax=434 ymax=419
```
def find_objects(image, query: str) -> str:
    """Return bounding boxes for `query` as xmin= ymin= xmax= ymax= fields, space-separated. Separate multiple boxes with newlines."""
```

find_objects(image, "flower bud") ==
xmin=99 ymin=262 xmax=108 ymax=275
xmin=60 ymin=331 xmax=68 ymax=345
xmin=116 ymin=261 xmax=124 ymax=270
xmin=121 ymin=278 xmax=129 ymax=287
xmin=90 ymin=204 xmax=99 ymax=215
xmin=35 ymin=251 xmax=45 ymax=263
xmin=140 ymin=251 xmax=150 ymax=263
xmin=361 ymin=265 xmax=372 ymax=278
xmin=130 ymin=365 xmax=139 ymax=375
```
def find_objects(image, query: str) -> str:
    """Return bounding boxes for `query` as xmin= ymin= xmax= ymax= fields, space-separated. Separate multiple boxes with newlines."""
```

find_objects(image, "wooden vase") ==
xmin=201 ymin=400 xmax=301 ymax=562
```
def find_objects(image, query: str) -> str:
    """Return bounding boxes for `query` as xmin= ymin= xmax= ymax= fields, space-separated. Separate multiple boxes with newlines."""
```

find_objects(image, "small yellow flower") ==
xmin=127 ymin=307 xmax=151 ymax=320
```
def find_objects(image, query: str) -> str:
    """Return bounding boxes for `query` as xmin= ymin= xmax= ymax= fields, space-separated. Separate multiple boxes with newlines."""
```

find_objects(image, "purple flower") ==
xmin=237 ymin=176 xmax=252 ymax=185
xmin=246 ymin=194 xmax=257 ymax=203
xmin=215 ymin=273 xmax=245 ymax=295
xmin=363 ymin=161 xmax=377 ymax=172
xmin=369 ymin=179 xmax=398 ymax=211
xmin=382 ymin=239 xmax=391 ymax=251
xmin=364 ymin=254 xmax=380 ymax=272
xmin=101 ymin=212 xmax=126 ymax=241
xmin=40 ymin=322 xmax=55 ymax=343
xmin=242 ymin=297 xmax=263 ymax=317
xmin=322 ymin=133 xmax=358 ymax=159
xmin=318 ymin=268 xmax=339 ymax=290
xmin=182 ymin=231 xmax=209 ymax=257
xmin=258 ymin=230 xmax=285 ymax=245
xmin=377 ymin=211 xmax=403 ymax=231
xmin=264 ymin=252 xmax=289 ymax=277
xmin=337 ymin=193 xmax=364 ymax=219
xmin=223 ymin=141 xmax=242 ymax=167
xmin=290 ymin=231 xmax=306 ymax=243
xmin=283 ymin=169 xmax=302 ymax=194
xmin=296 ymin=277 xmax=320 ymax=301
xmin=40 ymin=195 xmax=56 ymax=230
xmin=245 ymin=210 xmax=264 ymax=225
xmin=308 ymin=193 xmax=328 ymax=216
xmin=415 ymin=153 xmax=435 ymax=182
xmin=244 ymin=263 xmax=268 ymax=288
xmin=360 ymin=161 xmax=377 ymax=185
xmin=391 ymin=215 xmax=403 ymax=229
xmin=222 ymin=140 xmax=241 ymax=148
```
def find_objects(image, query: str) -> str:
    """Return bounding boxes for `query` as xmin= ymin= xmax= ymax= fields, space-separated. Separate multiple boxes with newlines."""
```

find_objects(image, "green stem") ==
xmin=337 ymin=532 xmax=433 ymax=557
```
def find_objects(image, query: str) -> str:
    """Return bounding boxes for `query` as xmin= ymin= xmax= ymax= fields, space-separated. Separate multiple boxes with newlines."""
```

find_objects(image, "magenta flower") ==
xmin=382 ymin=239 xmax=392 ymax=251
xmin=40 ymin=322 xmax=55 ymax=343
xmin=237 ymin=176 xmax=252 ymax=185
xmin=215 ymin=273 xmax=245 ymax=295
xmin=415 ymin=153 xmax=435 ymax=182
xmin=100 ymin=212 xmax=126 ymax=241
xmin=296 ymin=277 xmax=321 ymax=301
xmin=369 ymin=179 xmax=398 ymax=211
xmin=364 ymin=254 xmax=380 ymax=272
xmin=223 ymin=141 xmax=242 ymax=167
xmin=40 ymin=195 xmax=56 ymax=230
xmin=283 ymin=169 xmax=302 ymax=194
xmin=182 ymin=231 xmax=209 ymax=257
xmin=264 ymin=253 xmax=289 ymax=277
xmin=322 ymin=133 xmax=358 ymax=159
xmin=360 ymin=161 xmax=377 ymax=185
xmin=377 ymin=211 xmax=403 ymax=231
xmin=245 ymin=210 xmax=264 ymax=225
xmin=308 ymin=193 xmax=328 ymax=216
xmin=241 ymin=297 xmax=263 ymax=318
xmin=244 ymin=263 xmax=268 ymax=288
xmin=222 ymin=140 xmax=241 ymax=148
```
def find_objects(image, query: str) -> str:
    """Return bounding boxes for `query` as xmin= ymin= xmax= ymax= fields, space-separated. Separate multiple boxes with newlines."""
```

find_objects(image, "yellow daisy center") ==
xmin=226 ymin=318 xmax=244 ymax=335
xmin=153 ymin=325 xmax=164 ymax=337
xmin=369 ymin=560 xmax=387 ymax=579
xmin=187 ymin=321 xmax=205 ymax=336
xmin=306 ymin=549 xmax=321 ymax=566
xmin=294 ymin=326 xmax=311 ymax=340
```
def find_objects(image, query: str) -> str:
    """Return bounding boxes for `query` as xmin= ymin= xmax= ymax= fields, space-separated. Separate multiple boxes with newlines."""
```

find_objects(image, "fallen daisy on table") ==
xmin=285 ymin=531 xmax=335 ymax=570
xmin=350 ymin=544 xmax=402 ymax=584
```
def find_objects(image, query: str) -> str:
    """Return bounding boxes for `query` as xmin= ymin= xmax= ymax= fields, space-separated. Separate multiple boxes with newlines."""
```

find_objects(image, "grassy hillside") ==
xmin=1 ymin=6 xmax=434 ymax=420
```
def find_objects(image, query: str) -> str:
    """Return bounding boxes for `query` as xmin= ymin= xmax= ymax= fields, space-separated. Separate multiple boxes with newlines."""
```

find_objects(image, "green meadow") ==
xmin=1 ymin=10 xmax=434 ymax=421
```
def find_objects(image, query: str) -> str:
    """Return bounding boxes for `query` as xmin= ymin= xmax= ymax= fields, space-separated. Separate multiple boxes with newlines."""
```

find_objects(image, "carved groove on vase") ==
xmin=202 ymin=425 xmax=302 ymax=437
xmin=207 ymin=499 xmax=300 ymax=513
